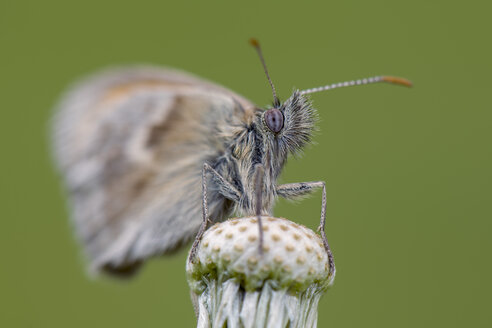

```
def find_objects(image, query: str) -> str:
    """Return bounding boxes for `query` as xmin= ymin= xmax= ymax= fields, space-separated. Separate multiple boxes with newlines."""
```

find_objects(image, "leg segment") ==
xmin=189 ymin=163 xmax=242 ymax=263
xmin=253 ymin=164 xmax=265 ymax=255
xmin=276 ymin=181 xmax=335 ymax=277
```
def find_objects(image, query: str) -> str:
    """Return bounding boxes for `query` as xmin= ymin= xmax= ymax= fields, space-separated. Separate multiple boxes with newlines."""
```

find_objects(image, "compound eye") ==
xmin=264 ymin=108 xmax=284 ymax=133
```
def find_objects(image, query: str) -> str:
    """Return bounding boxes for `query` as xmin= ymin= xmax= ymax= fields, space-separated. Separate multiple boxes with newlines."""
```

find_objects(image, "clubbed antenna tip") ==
xmin=249 ymin=38 xmax=260 ymax=48
xmin=381 ymin=76 xmax=413 ymax=87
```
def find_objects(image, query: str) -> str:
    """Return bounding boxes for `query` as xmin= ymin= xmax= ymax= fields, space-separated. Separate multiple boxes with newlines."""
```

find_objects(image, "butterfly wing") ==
xmin=52 ymin=67 xmax=257 ymax=275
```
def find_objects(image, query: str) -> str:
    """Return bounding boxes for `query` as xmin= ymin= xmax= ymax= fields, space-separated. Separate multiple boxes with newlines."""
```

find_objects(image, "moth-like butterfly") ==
xmin=52 ymin=39 xmax=411 ymax=276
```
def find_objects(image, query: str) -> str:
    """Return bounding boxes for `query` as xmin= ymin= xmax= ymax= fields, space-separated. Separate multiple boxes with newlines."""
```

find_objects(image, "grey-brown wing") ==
xmin=52 ymin=66 xmax=256 ymax=275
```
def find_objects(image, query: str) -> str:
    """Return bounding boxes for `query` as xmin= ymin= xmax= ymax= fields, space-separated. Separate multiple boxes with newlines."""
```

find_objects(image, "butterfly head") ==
xmin=259 ymin=92 xmax=317 ymax=156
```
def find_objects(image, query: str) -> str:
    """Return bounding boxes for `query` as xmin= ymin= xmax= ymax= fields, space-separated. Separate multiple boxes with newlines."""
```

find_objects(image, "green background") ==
xmin=1 ymin=0 xmax=491 ymax=327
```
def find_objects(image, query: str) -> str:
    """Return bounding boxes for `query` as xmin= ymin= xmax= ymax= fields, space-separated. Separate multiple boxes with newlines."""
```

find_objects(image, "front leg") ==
xmin=189 ymin=163 xmax=242 ymax=263
xmin=277 ymin=181 xmax=335 ymax=277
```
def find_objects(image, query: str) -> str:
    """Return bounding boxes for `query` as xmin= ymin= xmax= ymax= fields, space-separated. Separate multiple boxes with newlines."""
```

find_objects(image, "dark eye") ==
xmin=264 ymin=108 xmax=284 ymax=133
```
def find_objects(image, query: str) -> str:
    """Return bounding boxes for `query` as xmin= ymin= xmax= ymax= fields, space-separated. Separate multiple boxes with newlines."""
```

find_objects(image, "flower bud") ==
xmin=187 ymin=216 xmax=335 ymax=328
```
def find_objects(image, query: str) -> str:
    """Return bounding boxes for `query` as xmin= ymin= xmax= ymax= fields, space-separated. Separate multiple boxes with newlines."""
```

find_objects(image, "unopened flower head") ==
xmin=187 ymin=216 xmax=335 ymax=328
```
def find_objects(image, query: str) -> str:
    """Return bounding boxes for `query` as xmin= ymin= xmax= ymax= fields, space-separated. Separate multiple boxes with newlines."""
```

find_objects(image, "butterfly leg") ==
xmin=189 ymin=163 xmax=242 ymax=264
xmin=276 ymin=181 xmax=335 ymax=277
xmin=253 ymin=164 xmax=265 ymax=255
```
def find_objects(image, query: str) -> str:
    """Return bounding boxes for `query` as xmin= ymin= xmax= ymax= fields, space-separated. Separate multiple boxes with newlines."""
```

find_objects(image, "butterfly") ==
xmin=52 ymin=39 xmax=411 ymax=276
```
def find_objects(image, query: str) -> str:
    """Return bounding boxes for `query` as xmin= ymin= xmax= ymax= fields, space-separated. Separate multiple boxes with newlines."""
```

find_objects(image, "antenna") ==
xmin=250 ymin=38 xmax=280 ymax=107
xmin=300 ymin=75 xmax=412 ymax=95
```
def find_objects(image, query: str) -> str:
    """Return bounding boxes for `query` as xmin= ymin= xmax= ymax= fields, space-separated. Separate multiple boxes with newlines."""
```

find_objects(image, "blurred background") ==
xmin=1 ymin=0 xmax=491 ymax=327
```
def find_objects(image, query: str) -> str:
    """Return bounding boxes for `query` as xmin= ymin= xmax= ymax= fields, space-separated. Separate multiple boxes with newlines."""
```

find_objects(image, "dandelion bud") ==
xmin=187 ymin=216 xmax=335 ymax=328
